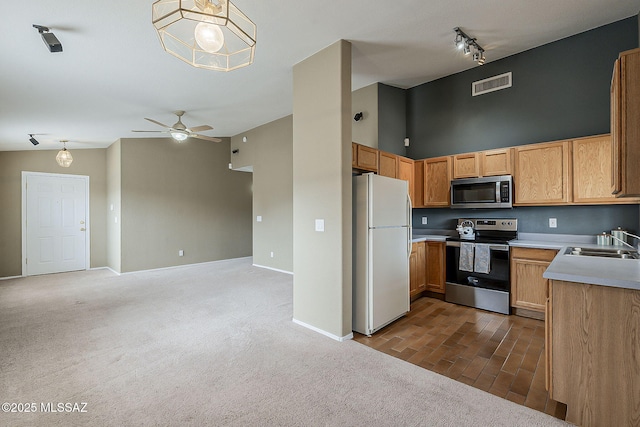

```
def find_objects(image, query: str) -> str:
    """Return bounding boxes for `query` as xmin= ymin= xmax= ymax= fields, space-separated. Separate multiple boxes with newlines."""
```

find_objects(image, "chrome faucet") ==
xmin=610 ymin=230 xmax=640 ymax=253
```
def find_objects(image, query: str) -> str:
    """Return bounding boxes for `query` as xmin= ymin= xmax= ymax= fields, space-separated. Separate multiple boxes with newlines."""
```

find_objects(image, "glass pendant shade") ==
xmin=56 ymin=147 xmax=73 ymax=167
xmin=170 ymin=130 xmax=189 ymax=141
xmin=152 ymin=0 xmax=257 ymax=72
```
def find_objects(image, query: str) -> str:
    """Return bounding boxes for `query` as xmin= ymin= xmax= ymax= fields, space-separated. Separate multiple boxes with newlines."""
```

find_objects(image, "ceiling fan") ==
xmin=133 ymin=110 xmax=222 ymax=142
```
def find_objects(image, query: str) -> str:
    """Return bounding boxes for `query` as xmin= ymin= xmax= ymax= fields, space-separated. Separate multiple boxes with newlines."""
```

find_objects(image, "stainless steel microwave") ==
xmin=450 ymin=175 xmax=513 ymax=209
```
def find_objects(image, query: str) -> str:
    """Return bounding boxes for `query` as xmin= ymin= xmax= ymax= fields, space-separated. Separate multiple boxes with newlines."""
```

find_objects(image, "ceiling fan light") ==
xmin=56 ymin=147 xmax=73 ymax=167
xmin=170 ymin=130 xmax=189 ymax=142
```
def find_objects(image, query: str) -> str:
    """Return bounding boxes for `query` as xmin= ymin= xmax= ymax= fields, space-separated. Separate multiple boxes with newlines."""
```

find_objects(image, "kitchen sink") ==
xmin=564 ymin=247 xmax=640 ymax=260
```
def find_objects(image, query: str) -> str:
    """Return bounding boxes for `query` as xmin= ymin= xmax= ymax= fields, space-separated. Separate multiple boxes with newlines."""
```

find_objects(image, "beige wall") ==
xmin=352 ymin=83 xmax=379 ymax=148
xmin=0 ymin=149 xmax=107 ymax=277
xmin=292 ymin=40 xmax=352 ymax=339
xmin=231 ymin=116 xmax=293 ymax=273
xmin=106 ymin=141 xmax=121 ymax=272
xmin=119 ymin=138 xmax=252 ymax=273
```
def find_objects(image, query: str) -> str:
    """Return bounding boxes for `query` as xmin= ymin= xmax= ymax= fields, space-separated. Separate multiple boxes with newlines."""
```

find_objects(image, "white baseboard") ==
xmin=253 ymin=264 xmax=293 ymax=275
xmin=120 ymin=256 xmax=253 ymax=275
xmin=292 ymin=318 xmax=353 ymax=342
xmin=90 ymin=266 xmax=121 ymax=275
xmin=0 ymin=275 xmax=23 ymax=281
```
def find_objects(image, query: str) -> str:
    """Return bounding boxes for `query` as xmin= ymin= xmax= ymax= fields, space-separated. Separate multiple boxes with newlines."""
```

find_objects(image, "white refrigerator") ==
xmin=353 ymin=173 xmax=411 ymax=336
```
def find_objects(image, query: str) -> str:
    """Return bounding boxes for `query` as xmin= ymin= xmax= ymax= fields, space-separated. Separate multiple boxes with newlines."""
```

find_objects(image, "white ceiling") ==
xmin=1 ymin=1 xmax=638 ymax=151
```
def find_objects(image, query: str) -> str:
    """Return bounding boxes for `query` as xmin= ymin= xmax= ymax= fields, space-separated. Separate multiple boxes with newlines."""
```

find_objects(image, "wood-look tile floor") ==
xmin=354 ymin=296 xmax=567 ymax=420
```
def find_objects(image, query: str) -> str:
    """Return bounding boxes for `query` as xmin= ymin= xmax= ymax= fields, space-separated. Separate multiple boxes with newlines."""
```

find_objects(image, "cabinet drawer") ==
xmin=511 ymin=247 xmax=558 ymax=262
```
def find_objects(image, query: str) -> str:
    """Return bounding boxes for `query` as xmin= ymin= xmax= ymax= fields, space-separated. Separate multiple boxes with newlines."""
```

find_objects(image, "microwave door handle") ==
xmin=495 ymin=181 xmax=501 ymax=203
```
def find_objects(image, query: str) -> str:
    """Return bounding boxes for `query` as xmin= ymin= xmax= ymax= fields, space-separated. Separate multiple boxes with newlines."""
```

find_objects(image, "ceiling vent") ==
xmin=472 ymin=72 xmax=512 ymax=96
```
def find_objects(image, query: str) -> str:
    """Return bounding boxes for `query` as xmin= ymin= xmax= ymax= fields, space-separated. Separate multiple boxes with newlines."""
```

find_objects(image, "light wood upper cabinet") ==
xmin=397 ymin=156 xmax=414 ymax=203
xmin=353 ymin=143 xmax=378 ymax=172
xmin=452 ymin=153 xmax=480 ymax=179
xmin=572 ymin=135 xmax=640 ymax=204
xmin=510 ymin=247 xmax=557 ymax=314
xmin=514 ymin=140 xmax=571 ymax=205
xmin=413 ymin=160 xmax=425 ymax=208
xmin=611 ymin=47 xmax=640 ymax=197
xmin=423 ymin=156 xmax=452 ymax=207
xmin=481 ymin=148 xmax=514 ymax=176
xmin=425 ymin=241 xmax=445 ymax=294
xmin=378 ymin=150 xmax=397 ymax=178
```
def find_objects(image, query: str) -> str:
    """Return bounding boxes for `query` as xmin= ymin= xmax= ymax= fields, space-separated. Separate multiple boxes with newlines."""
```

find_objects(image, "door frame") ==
xmin=21 ymin=171 xmax=91 ymax=276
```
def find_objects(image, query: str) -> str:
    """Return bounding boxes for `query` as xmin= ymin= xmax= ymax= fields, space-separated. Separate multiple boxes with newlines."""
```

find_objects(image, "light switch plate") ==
xmin=315 ymin=219 xmax=325 ymax=232
xmin=422 ymin=217 xmax=428 ymax=225
xmin=549 ymin=218 xmax=557 ymax=228
xmin=257 ymin=215 xmax=262 ymax=222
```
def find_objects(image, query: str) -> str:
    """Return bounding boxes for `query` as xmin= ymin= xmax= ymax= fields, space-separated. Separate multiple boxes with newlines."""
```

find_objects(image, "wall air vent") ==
xmin=472 ymin=72 xmax=512 ymax=96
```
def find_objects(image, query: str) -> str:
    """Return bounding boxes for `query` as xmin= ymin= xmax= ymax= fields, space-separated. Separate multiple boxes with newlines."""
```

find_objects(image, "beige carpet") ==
xmin=0 ymin=258 xmax=568 ymax=426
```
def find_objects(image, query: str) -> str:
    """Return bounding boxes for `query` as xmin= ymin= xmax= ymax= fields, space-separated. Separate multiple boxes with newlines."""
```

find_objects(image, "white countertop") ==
xmin=543 ymin=248 xmax=640 ymax=290
xmin=411 ymin=235 xmax=448 ymax=243
xmin=510 ymin=233 xmax=640 ymax=290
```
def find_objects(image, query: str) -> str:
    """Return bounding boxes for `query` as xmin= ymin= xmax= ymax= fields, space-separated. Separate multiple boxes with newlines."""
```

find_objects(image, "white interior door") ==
xmin=24 ymin=173 xmax=89 ymax=276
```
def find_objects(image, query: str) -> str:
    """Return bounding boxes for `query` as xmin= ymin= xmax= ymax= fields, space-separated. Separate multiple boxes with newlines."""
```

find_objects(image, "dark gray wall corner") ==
xmin=377 ymin=83 xmax=407 ymax=156
xmin=406 ymin=17 xmax=639 ymax=159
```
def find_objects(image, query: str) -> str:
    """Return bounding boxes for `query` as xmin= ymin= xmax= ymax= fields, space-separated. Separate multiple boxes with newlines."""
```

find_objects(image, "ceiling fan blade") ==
xmin=189 ymin=125 xmax=213 ymax=132
xmin=192 ymin=134 xmax=222 ymax=142
xmin=144 ymin=118 xmax=171 ymax=128
xmin=132 ymin=130 xmax=166 ymax=133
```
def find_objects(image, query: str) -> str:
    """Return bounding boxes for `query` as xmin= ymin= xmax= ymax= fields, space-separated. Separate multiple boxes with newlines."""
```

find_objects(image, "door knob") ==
xmin=80 ymin=228 xmax=86 ymax=231
xmin=80 ymin=220 xmax=85 ymax=224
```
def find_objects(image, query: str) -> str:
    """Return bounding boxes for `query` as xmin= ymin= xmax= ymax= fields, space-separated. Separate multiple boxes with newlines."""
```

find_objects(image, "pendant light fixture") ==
xmin=56 ymin=140 xmax=73 ymax=167
xmin=152 ymin=0 xmax=257 ymax=72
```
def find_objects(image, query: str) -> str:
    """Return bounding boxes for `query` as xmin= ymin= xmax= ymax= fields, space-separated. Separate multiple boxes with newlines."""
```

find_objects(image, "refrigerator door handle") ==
xmin=407 ymin=193 xmax=412 ymax=259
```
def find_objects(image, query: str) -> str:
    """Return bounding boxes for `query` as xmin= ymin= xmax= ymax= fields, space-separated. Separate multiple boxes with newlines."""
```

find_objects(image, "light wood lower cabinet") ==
xmin=510 ymin=247 xmax=557 ymax=314
xmin=425 ymin=241 xmax=446 ymax=293
xmin=410 ymin=242 xmax=426 ymax=299
xmin=547 ymin=279 xmax=640 ymax=427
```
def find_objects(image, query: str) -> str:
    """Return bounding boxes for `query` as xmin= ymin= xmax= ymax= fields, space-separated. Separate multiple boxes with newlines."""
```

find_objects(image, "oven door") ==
xmin=445 ymin=241 xmax=510 ymax=292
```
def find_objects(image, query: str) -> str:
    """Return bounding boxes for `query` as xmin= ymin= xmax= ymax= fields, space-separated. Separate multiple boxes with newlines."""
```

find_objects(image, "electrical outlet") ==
xmin=549 ymin=218 xmax=557 ymax=228
xmin=422 ymin=217 xmax=428 ymax=225
xmin=257 ymin=215 xmax=262 ymax=222
xmin=178 ymin=250 xmax=184 ymax=257
xmin=315 ymin=219 xmax=325 ymax=232
xmin=270 ymin=251 xmax=274 ymax=258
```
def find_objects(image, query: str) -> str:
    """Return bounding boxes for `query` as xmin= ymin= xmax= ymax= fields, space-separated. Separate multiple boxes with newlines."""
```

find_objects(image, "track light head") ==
xmin=28 ymin=134 xmax=40 ymax=146
xmin=33 ymin=24 xmax=63 ymax=53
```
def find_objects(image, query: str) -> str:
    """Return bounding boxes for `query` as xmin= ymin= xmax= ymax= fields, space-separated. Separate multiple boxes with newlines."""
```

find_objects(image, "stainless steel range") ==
xmin=445 ymin=218 xmax=517 ymax=315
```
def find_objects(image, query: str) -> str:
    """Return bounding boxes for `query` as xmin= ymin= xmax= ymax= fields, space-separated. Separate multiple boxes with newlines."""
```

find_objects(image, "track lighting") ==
xmin=28 ymin=134 xmax=40 ymax=146
xmin=33 ymin=24 xmax=63 ymax=53
xmin=454 ymin=27 xmax=486 ymax=65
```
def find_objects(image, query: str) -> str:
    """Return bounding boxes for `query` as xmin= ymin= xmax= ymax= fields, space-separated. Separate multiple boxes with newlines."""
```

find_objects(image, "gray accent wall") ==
xmin=406 ymin=17 xmax=639 ymax=159
xmin=413 ymin=205 xmax=639 ymax=235
xmin=378 ymin=83 xmax=407 ymax=156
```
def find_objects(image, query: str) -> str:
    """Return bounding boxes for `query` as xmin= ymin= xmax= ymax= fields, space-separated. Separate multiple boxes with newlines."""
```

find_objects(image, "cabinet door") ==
xmin=611 ymin=58 xmax=622 ymax=194
xmin=424 ymin=157 xmax=452 ymax=207
xmin=453 ymin=153 xmax=480 ymax=179
xmin=355 ymin=144 xmax=378 ymax=172
xmin=481 ymin=148 xmax=513 ymax=176
xmin=352 ymin=142 xmax=357 ymax=168
xmin=514 ymin=141 xmax=571 ymax=205
xmin=409 ymin=243 xmax=419 ymax=298
xmin=413 ymin=161 xmax=425 ymax=208
xmin=378 ymin=151 xmax=397 ymax=178
xmin=397 ymin=156 xmax=414 ymax=203
xmin=613 ymin=48 xmax=640 ymax=197
xmin=416 ymin=241 xmax=426 ymax=293
xmin=425 ymin=241 xmax=445 ymax=293
xmin=510 ymin=247 xmax=557 ymax=312
xmin=573 ymin=135 xmax=618 ymax=203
